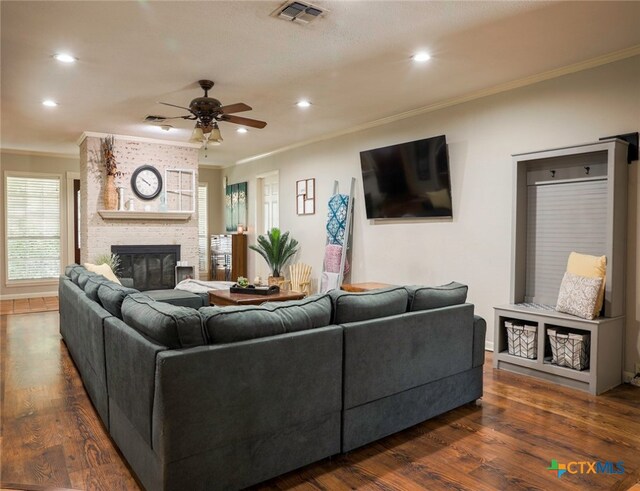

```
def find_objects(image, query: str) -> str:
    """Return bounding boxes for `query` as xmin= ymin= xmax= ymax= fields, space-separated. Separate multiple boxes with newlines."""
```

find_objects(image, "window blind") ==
xmin=525 ymin=179 xmax=607 ymax=305
xmin=198 ymin=184 xmax=208 ymax=273
xmin=6 ymin=176 xmax=61 ymax=280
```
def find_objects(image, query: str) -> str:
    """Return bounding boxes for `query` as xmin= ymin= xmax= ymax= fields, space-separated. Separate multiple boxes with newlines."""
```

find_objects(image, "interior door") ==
xmin=73 ymin=179 xmax=80 ymax=263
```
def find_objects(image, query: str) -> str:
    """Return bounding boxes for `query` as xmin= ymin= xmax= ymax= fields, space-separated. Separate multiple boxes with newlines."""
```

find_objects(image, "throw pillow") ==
xmin=84 ymin=262 xmax=121 ymax=285
xmin=556 ymin=271 xmax=602 ymax=320
xmin=566 ymin=252 xmax=606 ymax=315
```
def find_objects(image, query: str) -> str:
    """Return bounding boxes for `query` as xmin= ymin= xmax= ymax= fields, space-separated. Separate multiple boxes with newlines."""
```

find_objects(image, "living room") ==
xmin=1 ymin=1 xmax=640 ymax=490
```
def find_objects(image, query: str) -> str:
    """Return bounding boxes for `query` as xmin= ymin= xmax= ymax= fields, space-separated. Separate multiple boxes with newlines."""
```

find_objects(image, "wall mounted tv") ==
xmin=359 ymin=134 xmax=452 ymax=219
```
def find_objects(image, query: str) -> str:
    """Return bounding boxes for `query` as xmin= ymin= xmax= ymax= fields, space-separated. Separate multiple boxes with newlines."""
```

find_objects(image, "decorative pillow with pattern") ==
xmin=556 ymin=272 xmax=602 ymax=320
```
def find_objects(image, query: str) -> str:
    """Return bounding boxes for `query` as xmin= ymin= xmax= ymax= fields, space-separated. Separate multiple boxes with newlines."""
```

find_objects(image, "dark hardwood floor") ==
xmin=1 ymin=310 xmax=639 ymax=490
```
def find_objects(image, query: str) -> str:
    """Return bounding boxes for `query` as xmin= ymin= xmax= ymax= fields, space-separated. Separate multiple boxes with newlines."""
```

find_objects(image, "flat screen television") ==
xmin=359 ymin=135 xmax=452 ymax=219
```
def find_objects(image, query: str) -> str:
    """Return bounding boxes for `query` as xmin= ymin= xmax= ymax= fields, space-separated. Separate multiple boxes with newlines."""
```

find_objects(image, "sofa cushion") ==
xmin=145 ymin=289 xmax=205 ymax=309
xmin=77 ymin=271 xmax=98 ymax=289
xmin=121 ymin=293 xmax=205 ymax=348
xmin=97 ymin=282 xmax=139 ymax=318
xmin=406 ymin=282 xmax=468 ymax=312
xmin=328 ymin=287 xmax=408 ymax=324
xmin=84 ymin=262 xmax=121 ymax=285
xmin=201 ymin=294 xmax=332 ymax=344
xmin=262 ymin=294 xmax=332 ymax=333
xmin=65 ymin=263 xmax=80 ymax=277
xmin=69 ymin=265 xmax=87 ymax=285
xmin=84 ymin=275 xmax=111 ymax=302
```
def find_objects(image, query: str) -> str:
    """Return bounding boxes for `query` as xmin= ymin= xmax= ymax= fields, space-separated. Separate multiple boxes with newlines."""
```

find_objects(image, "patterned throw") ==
xmin=556 ymin=271 xmax=602 ymax=320
xmin=324 ymin=244 xmax=350 ymax=274
xmin=326 ymin=194 xmax=349 ymax=245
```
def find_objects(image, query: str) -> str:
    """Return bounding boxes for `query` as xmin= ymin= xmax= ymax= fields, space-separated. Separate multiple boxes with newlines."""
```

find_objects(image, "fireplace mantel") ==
xmin=98 ymin=210 xmax=192 ymax=221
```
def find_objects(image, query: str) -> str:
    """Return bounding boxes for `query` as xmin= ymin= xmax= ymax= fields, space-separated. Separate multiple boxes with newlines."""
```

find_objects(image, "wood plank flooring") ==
xmin=1 ymin=310 xmax=639 ymax=490
xmin=0 ymin=297 xmax=58 ymax=315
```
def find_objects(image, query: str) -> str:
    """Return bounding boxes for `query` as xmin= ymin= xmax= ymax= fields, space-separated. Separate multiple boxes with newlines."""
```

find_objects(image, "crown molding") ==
xmin=0 ymin=147 xmax=78 ymax=159
xmin=77 ymin=131 xmax=202 ymax=149
xmin=236 ymin=45 xmax=640 ymax=165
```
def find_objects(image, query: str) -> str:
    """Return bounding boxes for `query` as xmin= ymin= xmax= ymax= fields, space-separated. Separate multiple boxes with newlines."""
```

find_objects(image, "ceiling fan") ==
xmin=157 ymin=80 xmax=267 ymax=146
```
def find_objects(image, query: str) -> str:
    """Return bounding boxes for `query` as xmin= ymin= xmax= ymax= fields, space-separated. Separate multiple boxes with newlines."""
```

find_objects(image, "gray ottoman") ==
xmin=145 ymin=289 xmax=207 ymax=308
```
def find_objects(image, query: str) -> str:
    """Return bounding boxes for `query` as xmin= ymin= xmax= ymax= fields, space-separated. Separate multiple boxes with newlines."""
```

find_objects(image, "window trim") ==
xmin=198 ymin=182 xmax=209 ymax=276
xmin=4 ymin=171 xmax=64 ymax=287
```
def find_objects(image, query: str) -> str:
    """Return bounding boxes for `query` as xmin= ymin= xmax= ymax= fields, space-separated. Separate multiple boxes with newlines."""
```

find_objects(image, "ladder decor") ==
xmin=321 ymin=178 xmax=355 ymax=292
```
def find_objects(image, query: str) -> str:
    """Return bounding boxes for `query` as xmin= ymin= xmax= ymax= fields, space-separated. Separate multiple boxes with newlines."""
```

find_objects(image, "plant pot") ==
xmin=103 ymin=175 xmax=118 ymax=210
xmin=268 ymin=276 xmax=284 ymax=287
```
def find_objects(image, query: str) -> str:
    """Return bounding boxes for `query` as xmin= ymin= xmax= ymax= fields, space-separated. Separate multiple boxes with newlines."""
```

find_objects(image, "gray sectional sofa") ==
xmin=59 ymin=265 xmax=486 ymax=491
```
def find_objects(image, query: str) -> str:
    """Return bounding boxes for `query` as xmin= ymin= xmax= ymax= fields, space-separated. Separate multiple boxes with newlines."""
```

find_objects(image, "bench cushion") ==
xmin=405 ymin=282 xmax=468 ymax=312
xmin=329 ymin=287 xmax=408 ymax=324
xmin=121 ymin=293 xmax=206 ymax=348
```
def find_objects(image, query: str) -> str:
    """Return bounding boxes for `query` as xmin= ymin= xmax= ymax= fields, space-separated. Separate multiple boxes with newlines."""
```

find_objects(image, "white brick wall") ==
xmin=79 ymin=136 xmax=200 ymax=275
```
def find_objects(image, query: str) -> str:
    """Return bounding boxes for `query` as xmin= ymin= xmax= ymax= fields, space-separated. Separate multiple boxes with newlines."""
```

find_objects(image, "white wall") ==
xmin=224 ymin=55 xmax=640 ymax=374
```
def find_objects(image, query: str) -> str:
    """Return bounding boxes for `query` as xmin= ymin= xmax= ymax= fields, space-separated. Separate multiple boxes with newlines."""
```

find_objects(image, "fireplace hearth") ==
xmin=111 ymin=245 xmax=180 ymax=291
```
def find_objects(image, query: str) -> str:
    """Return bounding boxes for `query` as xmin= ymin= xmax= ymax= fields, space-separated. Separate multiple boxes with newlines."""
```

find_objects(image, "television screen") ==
xmin=359 ymin=135 xmax=452 ymax=219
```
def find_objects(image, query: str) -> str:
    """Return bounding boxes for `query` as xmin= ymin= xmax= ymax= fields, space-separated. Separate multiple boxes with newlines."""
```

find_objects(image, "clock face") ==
xmin=131 ymin=165 xmax=162 ymax=200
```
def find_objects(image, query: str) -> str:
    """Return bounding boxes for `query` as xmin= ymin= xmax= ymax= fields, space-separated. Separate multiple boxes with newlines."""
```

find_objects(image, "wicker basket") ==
xmin=506 ymin=321 xmax=538 ymax=359
xmin=548 ymin=328 xmax=590 ymax=371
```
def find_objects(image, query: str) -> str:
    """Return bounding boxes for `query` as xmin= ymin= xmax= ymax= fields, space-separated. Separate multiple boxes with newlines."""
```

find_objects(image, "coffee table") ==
xmin=208 ymin=289 xmax=305 ymax=307
xmin=341 ymin=282 xmax=395 ymax=292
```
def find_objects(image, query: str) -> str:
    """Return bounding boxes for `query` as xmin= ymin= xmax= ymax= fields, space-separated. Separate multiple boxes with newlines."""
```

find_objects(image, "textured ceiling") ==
xmin=2 ymin=1 xmax=640 ymax=166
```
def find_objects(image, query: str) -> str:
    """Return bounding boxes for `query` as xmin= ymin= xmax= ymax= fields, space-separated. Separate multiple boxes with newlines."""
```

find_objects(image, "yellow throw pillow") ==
xmin=84 ymin=262 xmax=121 ymax=285
xmin=566 ymin=252 xmax=606 ymax=315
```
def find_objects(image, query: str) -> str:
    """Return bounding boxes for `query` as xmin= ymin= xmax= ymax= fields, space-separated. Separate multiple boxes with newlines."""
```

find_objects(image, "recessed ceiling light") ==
xmin=412 ymin=52 xmax=431 ymax=62
xmin=42 ymin=99 xmax=58 ymax=107
xmin=160 ymin=125 xmax=173 ymax=131
xmin=53 ymin=53 xmax=77 ymax=63
xmin=296 ymin=100 xmax=311 ymax=108
xmin=236 ymin=127 xmax=248 ymax=134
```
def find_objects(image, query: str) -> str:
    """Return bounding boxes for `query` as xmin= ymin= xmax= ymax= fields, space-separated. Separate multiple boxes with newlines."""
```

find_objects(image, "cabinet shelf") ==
xmin=98 ymin=210 xmax=192 ymax=220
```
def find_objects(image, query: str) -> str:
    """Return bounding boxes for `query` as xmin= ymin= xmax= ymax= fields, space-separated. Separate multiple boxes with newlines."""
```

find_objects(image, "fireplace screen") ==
xmin=111 ymin=245 xmax=180 ymax=291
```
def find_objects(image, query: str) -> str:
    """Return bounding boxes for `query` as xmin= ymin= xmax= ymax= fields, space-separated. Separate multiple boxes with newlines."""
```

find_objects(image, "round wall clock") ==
xmin=131 ymin=165 xmax=162 ymax=200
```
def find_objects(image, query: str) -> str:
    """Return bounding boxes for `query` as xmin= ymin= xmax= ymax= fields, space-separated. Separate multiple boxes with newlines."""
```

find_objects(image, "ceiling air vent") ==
xmin=273 ymin=1 xmax=325 ymax=24
xmin=144 ymin=115 xmax=167 ymax=122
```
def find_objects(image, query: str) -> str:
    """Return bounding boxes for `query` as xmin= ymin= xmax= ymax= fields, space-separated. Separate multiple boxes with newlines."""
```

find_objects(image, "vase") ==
xmin=268 ymin=276 xmax=284 ymax=287
xmin=104 ymin=175 xmax=118 ymax=210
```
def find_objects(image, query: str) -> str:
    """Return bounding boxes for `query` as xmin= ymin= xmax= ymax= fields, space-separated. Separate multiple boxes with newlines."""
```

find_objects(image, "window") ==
xmin=198 ymin=183 xmax=208 ymax=274
xmin=6 ymin=175 xmax=61 ymax=281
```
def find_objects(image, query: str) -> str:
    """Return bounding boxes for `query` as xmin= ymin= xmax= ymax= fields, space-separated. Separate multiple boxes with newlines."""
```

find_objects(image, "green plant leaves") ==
xmin=249 ymin=227 xmax=299 ymax=277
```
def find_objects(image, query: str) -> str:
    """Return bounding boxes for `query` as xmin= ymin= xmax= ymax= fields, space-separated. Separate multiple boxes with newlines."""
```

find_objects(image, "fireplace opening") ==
xmin=111 ymin=245 xmax=180 ymax=291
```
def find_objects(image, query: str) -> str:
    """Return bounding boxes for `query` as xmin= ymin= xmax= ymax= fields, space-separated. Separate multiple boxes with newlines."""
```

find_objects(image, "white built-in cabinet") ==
xmin=494 ymin=139 xmax=628 ymax=395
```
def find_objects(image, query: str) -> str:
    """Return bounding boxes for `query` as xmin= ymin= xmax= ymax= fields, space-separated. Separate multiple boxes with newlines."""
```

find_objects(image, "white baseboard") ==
xmin=485 ymin=341 xmax=494 ymax=352
xmin=0 ymin=291 xmax=58 ymax=300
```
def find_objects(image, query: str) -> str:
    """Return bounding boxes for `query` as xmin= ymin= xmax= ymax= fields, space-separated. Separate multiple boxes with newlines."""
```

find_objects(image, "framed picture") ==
xmin=296 ymin=178 xmax=315 ymax=215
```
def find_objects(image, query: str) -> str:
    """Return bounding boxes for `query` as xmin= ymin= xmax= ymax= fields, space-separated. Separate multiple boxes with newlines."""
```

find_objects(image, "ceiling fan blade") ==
xmin=158 ymin=101 xmax=192 ymax=111
xmin=218 ymin=103 xmax=252 ymax=114
xmin=159 ymin=114 xmax=194 ymax=120
xmin=219 ymin=114 xmax=267 ymax=129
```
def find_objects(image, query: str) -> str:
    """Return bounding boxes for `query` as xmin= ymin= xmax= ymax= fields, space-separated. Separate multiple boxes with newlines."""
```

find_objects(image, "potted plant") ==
xmin=249 ymin=228 xmax=299 ymax=286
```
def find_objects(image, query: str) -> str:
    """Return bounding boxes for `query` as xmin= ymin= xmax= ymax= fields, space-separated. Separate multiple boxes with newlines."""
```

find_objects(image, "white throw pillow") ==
xmin=84 ymin=262 xmax=121 ymax=285
xmin=556 ymin=271 xmax=602 ymax=320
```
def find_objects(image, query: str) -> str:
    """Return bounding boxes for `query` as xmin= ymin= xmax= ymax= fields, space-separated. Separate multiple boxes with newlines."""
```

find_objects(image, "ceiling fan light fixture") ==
xmin=190 ymin=124 xmax=205 ymax=143
xmin=209 ymin=122 xmax=222 ymax=142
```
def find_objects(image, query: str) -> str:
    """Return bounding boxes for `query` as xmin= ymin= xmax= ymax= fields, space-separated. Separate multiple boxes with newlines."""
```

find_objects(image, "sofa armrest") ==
xmin=472 ymin=315 xmax=487 ymax=368
xmin=104 ymin=316 xmax=168 ymax=446
xmin=119 ymin=277 xmax=134 ymax=288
